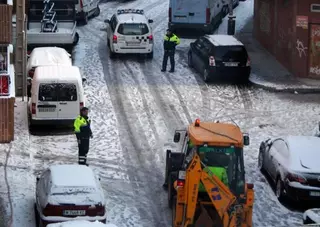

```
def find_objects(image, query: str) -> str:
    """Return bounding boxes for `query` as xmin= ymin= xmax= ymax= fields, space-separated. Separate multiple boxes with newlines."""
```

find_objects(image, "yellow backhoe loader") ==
xmin=163 ymin=119 xmax=254 ymax=227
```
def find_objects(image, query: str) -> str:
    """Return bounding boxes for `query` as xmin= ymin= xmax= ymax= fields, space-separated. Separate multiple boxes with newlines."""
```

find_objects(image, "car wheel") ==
xmin=34 ymin=203 xmax=40 ymax=227
xmin=258 ymin=151 xmax=264 ymax=171
xmin=276 ymin=177 xmax=285 ymax=201
xmin=94 ymin=6 xmax=100 ymax=17
xmin=188 ymin=52 xmax=193 ymax=68
xmin=203 ymin=68 xmax=210 ymax=82
xmin=73 ymin=32 xmax=79 ymax=45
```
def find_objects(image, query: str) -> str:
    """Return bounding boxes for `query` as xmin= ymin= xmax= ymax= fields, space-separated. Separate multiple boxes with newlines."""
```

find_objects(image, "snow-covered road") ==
xmin=1 ymin=0 xmax=320 ymax=226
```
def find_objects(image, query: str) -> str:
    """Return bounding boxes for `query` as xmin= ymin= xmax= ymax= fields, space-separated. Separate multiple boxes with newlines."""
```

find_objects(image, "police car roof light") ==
xmin=117 ymin=9 xmax=144 ymax=15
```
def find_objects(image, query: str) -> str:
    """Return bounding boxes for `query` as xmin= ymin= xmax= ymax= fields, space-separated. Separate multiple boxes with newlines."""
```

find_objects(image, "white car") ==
xmin=34 ymin=165 xmax=107 ymax=226
xmin=76 ymin=0 xmax=100 ymax=24
xmin=27 ymin=47 xmax=72 ymax=78
xmin=258 ymin=136 xmax=320 ymax=202
xmin=47 ymin=220 xmax=117 ymax=227
xmin=105 ymin=9 xmax=154 ymax=59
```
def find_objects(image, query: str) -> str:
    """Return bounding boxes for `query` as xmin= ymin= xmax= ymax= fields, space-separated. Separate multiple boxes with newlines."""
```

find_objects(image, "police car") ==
xmin=104 ymin=9 xmax=154 ymax=59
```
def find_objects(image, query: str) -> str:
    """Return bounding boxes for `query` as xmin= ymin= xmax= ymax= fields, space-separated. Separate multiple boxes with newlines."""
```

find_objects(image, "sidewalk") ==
xmin=235 ymin=16 xmax=320 ymax=93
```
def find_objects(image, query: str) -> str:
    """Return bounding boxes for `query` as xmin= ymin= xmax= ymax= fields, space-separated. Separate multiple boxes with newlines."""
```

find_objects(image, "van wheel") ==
xmin=94 ymin=6 xmax=100 ymax=17
xmin=73 ymin=32 xmax=79 ymax=45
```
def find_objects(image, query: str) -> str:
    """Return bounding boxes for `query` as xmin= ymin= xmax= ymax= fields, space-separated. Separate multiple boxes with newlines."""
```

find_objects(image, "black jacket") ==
xmin=163 ymin=34 xmax=180 ymax=51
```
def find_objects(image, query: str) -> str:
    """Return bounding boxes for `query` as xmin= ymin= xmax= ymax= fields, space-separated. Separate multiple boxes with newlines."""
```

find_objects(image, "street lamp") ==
xmin=227 ymin=0 xmax=236 ymax=35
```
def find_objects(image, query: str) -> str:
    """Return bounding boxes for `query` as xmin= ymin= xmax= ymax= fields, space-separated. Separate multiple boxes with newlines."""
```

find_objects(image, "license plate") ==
xmin=224 ymin=62 xmax=238 ymax=67
xmin=63 ymin=210 xmax=86 ymax=216
xmin=38 ymin=108 xmax=55 ymax=112
xmin=178 ymin=171 xmax=186 ymax=180
xmin=127 ymin=42 xmax=140 ymax=46
xmin=310 ymin=191 xmax=320 ymax=196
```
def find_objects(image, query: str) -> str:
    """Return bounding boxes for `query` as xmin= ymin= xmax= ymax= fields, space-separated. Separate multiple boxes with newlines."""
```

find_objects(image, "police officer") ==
xmin=74 ymin=107 xmax=92 ymax=165
xmin=161 ymin=28 xmax=180 ymax=73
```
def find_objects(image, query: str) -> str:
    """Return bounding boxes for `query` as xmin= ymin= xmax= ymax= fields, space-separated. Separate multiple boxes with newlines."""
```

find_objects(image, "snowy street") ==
xmin=1 ymin=0 xmax=320 ymax=226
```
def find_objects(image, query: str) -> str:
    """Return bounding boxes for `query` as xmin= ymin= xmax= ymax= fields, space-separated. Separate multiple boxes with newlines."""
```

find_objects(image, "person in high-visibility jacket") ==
xmin=74 ymin=107 xmax=92 ymax=165
xmin=161 ymin=28 xmax=180 ymax=73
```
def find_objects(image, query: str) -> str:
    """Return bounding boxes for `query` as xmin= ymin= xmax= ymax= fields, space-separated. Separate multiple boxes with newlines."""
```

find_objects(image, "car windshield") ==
xmin=214 ymin=46 xmax=248 ymax=62
xmin=38 ymin=83 xmax=77 ymax=101
xmin=198 ymin=146 xmax=245 ymax=195
xmin=117 ymin=23 xmax=149 ymax=35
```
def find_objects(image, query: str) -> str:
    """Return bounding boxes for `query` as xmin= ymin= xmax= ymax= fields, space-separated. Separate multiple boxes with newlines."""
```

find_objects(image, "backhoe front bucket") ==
xmin=194 ymin=204 xmax=223 ymax=227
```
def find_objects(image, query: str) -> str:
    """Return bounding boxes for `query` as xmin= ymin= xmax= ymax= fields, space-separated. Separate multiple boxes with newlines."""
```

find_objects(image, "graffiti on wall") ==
xmin=309 ymin=24 xmax=320 ymax=77
xmin=259 ymin=2 xmax=271 ymax=34
xmin=296 ymin=39 xmax=307 ymax=58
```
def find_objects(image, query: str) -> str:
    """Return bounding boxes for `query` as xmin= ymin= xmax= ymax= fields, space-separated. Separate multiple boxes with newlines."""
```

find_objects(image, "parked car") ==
xmin=188 ymin=34 xmax=251 ymax=83
xmin=258 ymin=136 xmax=320 ymax=202
xmin=168 ymin=0 xmax=224 ymax=33
xmin=28 ymin=66 xmax=86 ymax=127
xmin=76 ymin=0 xmax=100 ymax=24
xmin=34 ymin=165 xmax=107 ymax=227
xmin=27 ymin=47 xmax=72 ymax=78
xmin=47 ymin=220 xmax=117 ymax=227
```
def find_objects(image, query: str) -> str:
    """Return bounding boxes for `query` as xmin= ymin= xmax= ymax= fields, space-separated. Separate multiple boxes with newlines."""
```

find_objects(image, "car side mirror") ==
xmin=104 ymin=19 xmax=110 ymax=23
xmin=174 ymin=132 xmax=181 ymax=143
xmin=148 ymin=19 xmax=153 ymax=23
xmin=82 ymin=78 xmax=87 ymax=83
xmin=243 ymin=133 xmax=249 ymax=146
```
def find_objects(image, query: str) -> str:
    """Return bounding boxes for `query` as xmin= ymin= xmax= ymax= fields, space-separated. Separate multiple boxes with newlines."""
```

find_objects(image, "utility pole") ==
xmin=15 ymin=0 xmax=26 ymax=98
xmin=227 ymin=0 xmax=236 ymax=35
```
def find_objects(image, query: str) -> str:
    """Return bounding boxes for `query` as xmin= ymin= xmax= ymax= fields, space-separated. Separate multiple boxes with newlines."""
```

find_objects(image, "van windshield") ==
xmin=117 ymin=23 xmax=149 ymax=35
xmin=214 ymin=46 xmax=248 ymax=62
xmin=38 ymin=83 xmax=77 ymax=101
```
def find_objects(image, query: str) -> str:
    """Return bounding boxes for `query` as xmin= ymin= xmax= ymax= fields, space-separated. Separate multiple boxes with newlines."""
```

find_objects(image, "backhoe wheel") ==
xmin=171 ymin=196 xmax=177 ymax=227
xmin=276 ymin=177 xmax=285 ymax=201
xmin=168 ymin=172 xmax=177 ymax=208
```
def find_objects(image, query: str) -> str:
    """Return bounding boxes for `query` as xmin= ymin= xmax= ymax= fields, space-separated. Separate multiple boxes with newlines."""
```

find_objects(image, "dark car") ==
xmin=188 ymin=34 xmax=251 ymax=83
xmin=258 ymin=136 xmax=320 ymax=202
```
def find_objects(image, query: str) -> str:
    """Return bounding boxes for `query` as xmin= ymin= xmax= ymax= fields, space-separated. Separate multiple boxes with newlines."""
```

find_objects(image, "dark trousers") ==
xmin=78 ymin=138 xmax=90 ymax=165
xmin=162 ymin=50 xmax=175 ymax=71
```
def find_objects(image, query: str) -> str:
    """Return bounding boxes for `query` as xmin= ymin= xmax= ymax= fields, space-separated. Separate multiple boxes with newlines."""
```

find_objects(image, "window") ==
xmin=117 ymin=23 xmax=149 ymax=35
xmin=273 ymin=140 xmax=288 ymax=157
xmin=311 ymin=4 xmax=320 ymax=12
xmin=195 ymin=38 xmax=205 ymax=51
xmin=198 ymin=146 xmax=245 ymax=195
xmin=214 ymin=45 xmax=248 ymax=61
xmin=28 ymin=1 xmax=75 ymax=22
xmin=38 ymin=83 xmax=77 ymax=101
xmin=110 ymin=15 xmax=117 ymax=31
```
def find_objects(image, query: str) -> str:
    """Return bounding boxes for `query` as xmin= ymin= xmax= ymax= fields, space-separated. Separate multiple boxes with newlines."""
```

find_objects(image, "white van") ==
xmin=28 ymin=65 xmax=86 ymax=126
xmin=76 ymin=0 xmax=100 ymax=24
xmin=168 ymin=0 xmax=224 ymax=33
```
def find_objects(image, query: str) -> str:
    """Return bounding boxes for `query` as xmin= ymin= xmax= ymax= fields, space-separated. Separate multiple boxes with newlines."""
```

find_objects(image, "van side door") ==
xmin=57 ymin=83 xmax=80 ymax=120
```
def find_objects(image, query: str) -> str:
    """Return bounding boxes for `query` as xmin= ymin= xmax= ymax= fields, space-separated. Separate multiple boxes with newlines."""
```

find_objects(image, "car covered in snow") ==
xmin=258 ymin=136 xmax=320 ymax=202
xmin=104 ymin=9 xmax=154 ymax=59
xmin=27 ymin=47 xmax=72 ymax=78
xmin=303 ymin=209 xmax=320 ymax=224
xmin=34 ymin=165 xmax=107 ymax=226
xmin=47 ymin=220 xmax=117 ymax=227
xmin=187 ymin=34 xmax=251 ymax=83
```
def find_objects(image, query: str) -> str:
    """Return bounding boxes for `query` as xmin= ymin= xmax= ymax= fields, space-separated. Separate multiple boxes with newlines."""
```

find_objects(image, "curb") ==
xmin=249 ymin=79 xmax=320 ymax=94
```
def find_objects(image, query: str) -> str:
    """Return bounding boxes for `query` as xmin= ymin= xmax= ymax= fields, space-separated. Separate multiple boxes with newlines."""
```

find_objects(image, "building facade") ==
xmin=254 ymin=0 xmax=320 ymax=79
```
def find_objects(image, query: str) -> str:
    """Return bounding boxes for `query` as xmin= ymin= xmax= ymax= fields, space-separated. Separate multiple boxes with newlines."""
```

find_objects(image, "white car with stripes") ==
xmin=105 ymin=9 xmax=154 ymax=59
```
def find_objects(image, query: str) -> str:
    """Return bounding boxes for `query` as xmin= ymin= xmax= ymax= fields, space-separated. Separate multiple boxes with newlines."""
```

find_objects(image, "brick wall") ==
xmin=0 ymin=98 xmax=14 ymax=143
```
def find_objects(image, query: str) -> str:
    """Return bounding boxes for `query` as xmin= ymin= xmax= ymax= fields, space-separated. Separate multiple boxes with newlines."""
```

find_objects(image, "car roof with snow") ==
xmin=34 ymin=65 xmax=82 ymax=82
xmin=49 ymin=164 xmax=98 ymax=188
xmin=204 ymin=35 xmax=244 ymax=46
xmin=284 ymin=136 xmax=320 ymax=171
xmin=28 ymin=47 xmax=71 ymax=69
xmin=47 ymin=220 xmax=117 ymax=227
xmin=116 ymin=10 xmax=148 ymax=23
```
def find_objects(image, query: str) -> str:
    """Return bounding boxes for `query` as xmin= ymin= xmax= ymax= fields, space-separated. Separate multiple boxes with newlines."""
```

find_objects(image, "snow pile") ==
xmin=47 ymin=220 xmax=118 ymax=227
xmin=312 ymin=123 xmax=320 ymax=137
xmin=303 ymin=209 xmax=320 ymax=224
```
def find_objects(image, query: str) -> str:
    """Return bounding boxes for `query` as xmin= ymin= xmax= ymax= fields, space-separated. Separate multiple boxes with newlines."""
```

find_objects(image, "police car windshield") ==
xmin=198 ymin=146 xmax=245 ymax=195
xmin=117 ymin=23 xmax=149 ymax=35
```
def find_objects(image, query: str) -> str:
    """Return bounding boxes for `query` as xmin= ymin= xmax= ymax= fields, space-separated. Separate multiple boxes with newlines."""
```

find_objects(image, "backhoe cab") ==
xmin=164 ymin=119 xmax=254 ymax=227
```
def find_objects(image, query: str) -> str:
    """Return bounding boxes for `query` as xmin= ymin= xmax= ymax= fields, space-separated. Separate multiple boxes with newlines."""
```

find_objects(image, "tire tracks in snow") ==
xmin=98 ymin=41 xmax=168 ymax=226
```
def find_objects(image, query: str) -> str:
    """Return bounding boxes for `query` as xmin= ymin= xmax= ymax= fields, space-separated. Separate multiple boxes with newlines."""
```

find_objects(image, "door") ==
xmin=192 ymin=38 xmax=205 ymax=71
xmin=57 ymin=83 xmax=79 ymax=119
xmin=198 ymin=39 xmax=212 ymax=70
xmin=36 ymin=83 xmax=59 ymax=119
xmin=308 ymin=24 xmax=320 ymax=78
xmin=187 ymin=0 xmax=207 ymax=24
xmin=107 ymin=16 xmax=116 ymax=44
xmin=171 ymin=0 xmax=198 ymax=24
